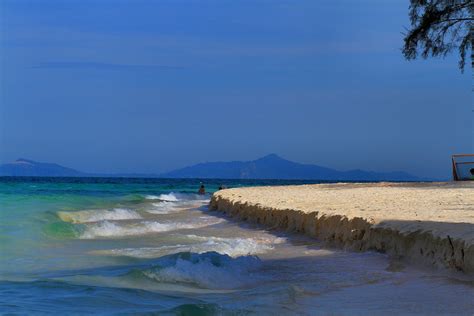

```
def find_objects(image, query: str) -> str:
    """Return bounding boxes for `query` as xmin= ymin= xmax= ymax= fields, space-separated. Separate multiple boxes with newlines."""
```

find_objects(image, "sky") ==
xmin=0 ymin=0 xmax=472 ymax=179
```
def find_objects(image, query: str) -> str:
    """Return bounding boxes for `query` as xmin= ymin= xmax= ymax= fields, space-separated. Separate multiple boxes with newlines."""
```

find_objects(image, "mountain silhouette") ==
xmin=0 ymin=155 xmax=420 ymax=180
xmin=160 ymin=154 xmax=419 ymax=181
xmin=0 ymin=158 xmax=85 ymax=177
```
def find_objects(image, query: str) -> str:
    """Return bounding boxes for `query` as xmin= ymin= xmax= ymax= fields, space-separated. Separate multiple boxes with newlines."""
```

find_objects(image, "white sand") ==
xmin=210 ymin=182 xmax=474 ymax=273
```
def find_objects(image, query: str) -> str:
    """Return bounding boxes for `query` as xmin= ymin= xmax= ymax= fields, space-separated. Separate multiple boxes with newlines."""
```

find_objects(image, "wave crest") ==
xmin=146 ymin=201 xmax=180 ymax=214
xmin=145 ymin=193 xmax=179 ymax=202
xmin=58 ymin=208 xmax=141 ymax=224
xmin=92 ymin=235 xmax=281 ymax=258
xmin=141 ymin=252 xmax=262 ymax=289
xmin=80 ymin=218 xmax=224 ymax=239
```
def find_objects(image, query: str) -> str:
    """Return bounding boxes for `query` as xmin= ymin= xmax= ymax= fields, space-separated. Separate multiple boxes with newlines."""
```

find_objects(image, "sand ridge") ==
xmin=210 ymin=182 xmax=474 ymax=273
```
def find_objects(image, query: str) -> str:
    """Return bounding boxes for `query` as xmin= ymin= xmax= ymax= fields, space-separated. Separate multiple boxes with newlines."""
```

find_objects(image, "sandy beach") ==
xmin=210 ymin=182 xmax=474 ymax=273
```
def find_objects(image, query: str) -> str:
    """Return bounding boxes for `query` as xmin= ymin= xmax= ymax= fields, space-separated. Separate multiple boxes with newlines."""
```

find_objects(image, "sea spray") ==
xmin=58 ymin=208 xmax=142 ymax=223
xmin=146 ymin=201 xmax=181 ymax=214
xmin=91 ymin=234 xmax=284 ymax=258
xmin=145 ymin=193 xmax=179 ymax=201
xmin=79 ymin=218 xmax=224 ymax=239
xmin=141 ymin=252 xmax=263 ymax=289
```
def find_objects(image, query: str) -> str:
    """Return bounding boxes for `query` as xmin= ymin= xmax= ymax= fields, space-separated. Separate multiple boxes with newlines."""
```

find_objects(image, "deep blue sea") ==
xmin=1 ymin=177 xmax=473 ymax=315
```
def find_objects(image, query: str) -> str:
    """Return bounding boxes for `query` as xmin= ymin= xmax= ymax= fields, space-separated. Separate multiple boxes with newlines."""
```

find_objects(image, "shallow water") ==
xmin=1 ymin=177 xmax=473 ymax=315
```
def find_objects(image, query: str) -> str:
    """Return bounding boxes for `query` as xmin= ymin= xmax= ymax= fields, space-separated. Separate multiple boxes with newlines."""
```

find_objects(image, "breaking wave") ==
xmin=140 ymin=252 xmax=263 ymax=289
xmin=92 ymin=234 xmax=284 ymax=258
xmin=185 ymin=235 xmax=281 ymax=257
xmin=79 ymin=218 xmax=224 ymax=239
xmin=58 ymin=208 xmax=142 ymax=224
xmin=146 ymin=201 xmax=180 ymax=214
xmin=145 ymin=193 xmax=180 ymax=202
xmin=145 ymin=192 xmax=209 ymax=202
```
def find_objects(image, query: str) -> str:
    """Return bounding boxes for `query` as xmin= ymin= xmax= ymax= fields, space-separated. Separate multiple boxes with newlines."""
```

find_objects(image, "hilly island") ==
xmin=0 ymin=154 xmax=419 ymax=181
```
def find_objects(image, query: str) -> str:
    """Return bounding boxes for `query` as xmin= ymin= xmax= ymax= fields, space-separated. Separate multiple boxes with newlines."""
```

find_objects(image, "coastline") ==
xmin=210 ymin=182 xmax=474 ymax=273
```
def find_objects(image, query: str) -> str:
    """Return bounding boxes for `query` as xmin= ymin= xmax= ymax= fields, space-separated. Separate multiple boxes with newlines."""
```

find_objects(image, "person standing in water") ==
xmin=198 ymin=184 xmax=205 ymax=195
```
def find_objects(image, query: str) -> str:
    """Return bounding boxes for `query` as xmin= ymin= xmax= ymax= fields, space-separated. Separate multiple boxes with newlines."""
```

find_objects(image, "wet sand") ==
xmin=210 ymin=182 xmax=474 ymax=273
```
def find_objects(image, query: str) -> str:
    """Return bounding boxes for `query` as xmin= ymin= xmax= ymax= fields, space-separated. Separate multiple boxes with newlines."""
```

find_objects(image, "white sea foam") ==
xmin=145 ymin=192 xmax=210 ymax=203
xmin=142 ymin=252 xmax=263 ymax=289
xmin=146 ymin=201 xmax=180 ymax=214
xmin=145 ymin=193 xmax=179 ymax=202
xmin=80 ymin=218 xmax=224 ymax=239
xmin=58 ymin=208 xmax=142 ymax=224
xmin=144 ymin=195 xmax=161 ymax=200
xmin=92 ymin=234 xmax=283 ymax=258
xmin=80 ymin=221 xmax=191 ymax=239
xmin=185 ymin=235 xmax=281 ymax=257
xmin=146 ymin=198 xmax=209 ymax=215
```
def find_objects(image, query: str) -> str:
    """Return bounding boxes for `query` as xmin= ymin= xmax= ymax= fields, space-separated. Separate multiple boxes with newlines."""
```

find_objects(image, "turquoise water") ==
xmin=1 ymin=177 xmax=473 ymax=315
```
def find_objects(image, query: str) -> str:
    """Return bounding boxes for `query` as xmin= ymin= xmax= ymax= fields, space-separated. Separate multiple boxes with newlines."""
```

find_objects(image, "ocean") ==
xmin=0 ymin=177 xmax=473 ymax=315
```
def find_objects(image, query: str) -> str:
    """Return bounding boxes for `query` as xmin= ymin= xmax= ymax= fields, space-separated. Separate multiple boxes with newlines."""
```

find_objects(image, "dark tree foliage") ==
xmin=403 ymin=0 xmax=473 ymax=71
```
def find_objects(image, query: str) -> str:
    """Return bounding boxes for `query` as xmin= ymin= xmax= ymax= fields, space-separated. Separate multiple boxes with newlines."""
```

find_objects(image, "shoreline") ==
xmin=209 ymin=182 xmax=474 ymax=273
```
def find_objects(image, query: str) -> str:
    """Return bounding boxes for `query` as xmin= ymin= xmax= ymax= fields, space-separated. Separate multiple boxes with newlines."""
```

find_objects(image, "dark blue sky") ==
xmin=0 ymin=0 xmax=472 ymax=178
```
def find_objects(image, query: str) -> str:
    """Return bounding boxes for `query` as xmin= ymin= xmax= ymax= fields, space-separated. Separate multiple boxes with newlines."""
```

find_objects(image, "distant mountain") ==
xmin=160 ymin=154 xmax=420 ymax=181
xmin=0 ymin=158 xmax=85 ymax=177
xmin=0 ymin=159 xmax=159 ymax=178
xmin=0 ymin=155 xmax=420 ymax=181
